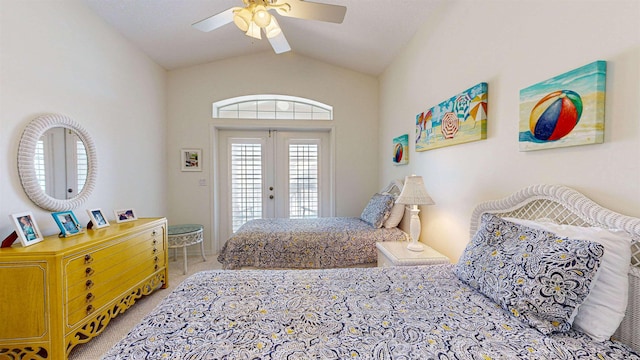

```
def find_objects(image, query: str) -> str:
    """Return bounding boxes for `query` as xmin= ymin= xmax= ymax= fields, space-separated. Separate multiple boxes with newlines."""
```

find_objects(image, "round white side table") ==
xmin=168 ymin=224 xmax=206 ymax=274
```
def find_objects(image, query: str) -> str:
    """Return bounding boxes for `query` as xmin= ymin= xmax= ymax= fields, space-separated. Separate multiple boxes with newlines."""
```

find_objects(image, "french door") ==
xmin=217 ymin=129 xmax=331 ymax=246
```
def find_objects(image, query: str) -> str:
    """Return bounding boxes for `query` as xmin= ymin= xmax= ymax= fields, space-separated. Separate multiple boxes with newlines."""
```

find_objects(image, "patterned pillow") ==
xmin=360 ymin=193 xmax=395 ymax=228
xmin=454 ymin=213 xmax=604 ymax=334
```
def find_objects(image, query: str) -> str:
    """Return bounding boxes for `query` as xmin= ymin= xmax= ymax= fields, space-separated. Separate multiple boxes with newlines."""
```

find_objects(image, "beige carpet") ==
xmin=68 ymin=254 xmax=223 ymax=360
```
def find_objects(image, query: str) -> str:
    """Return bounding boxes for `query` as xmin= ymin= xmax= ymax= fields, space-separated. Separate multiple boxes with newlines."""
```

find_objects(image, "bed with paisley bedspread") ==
xmin=218 ymin=180 xmax=410 ymax=269
xmin=103 ymin=185 xmax=640 ymax=359
xmin=217 ymin=217 xmax=408 ymax=269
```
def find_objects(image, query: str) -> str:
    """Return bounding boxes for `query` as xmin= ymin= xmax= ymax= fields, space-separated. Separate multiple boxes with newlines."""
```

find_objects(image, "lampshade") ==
xmin=233 ymin=7 xmax=252 ymax=32
xmin=253 ymin=5 xmax=272 ymax=28
xmin=264 ymin=16 xmax=282 ymax=38
xmin=396 ymin=175 xmax=435 ymax=205
xmin=245 ymin=21 xmax=262 ymax=39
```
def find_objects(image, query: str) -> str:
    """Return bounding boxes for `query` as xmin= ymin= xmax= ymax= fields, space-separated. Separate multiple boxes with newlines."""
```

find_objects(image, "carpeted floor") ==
xmin=68 ymin=254 xmax=223 ymax=360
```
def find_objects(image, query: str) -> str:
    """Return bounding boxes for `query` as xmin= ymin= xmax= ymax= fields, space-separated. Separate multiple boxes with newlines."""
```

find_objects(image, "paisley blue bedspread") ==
xmin=217 ymin=217 xmax=408 ymax=269
xmin=103 ymin=265 xmax=639 ymax=360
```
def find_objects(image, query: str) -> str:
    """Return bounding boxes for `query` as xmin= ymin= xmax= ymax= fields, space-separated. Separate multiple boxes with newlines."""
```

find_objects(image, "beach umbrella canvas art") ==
xmin=519 ymin=60 xmax=606 ymax=151
xmin=415 ymin=82 xmax=488 ymax=152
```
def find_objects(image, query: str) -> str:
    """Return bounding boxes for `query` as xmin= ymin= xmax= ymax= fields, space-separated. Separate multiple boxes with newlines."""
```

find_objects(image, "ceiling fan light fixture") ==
xmin=253 ymin=5 xmax=272 ymax=28
xmin=264 ymin=16 xmax=282 ymax=38
xmin=245 ymin=21 xmax=262 ymax=39
xmin=233 ymin=7 xmax=252 ymax=31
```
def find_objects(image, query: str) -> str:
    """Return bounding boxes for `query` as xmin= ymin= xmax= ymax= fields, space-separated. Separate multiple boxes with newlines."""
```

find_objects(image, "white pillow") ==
xmin=503 ymin=217 xmax=631 ymax=341
xmin=383 ymin=203 xmax=404 ymax=228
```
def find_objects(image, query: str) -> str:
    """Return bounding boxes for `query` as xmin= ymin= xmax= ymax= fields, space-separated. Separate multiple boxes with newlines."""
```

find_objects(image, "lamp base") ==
xmin=406 ymin=241 xmax=425 ymax=252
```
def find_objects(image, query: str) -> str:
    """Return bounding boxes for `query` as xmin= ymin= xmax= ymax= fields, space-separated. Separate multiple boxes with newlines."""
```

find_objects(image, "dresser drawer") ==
xmin=66 ymin=243 xmax=163 ymax=301
xmin=65 ymin=235 xmax=163 ymax=285
xmin=66 ymin=251 xmax=165 ymax=327
xmin=65 ymin=226 xmax=163 ymax=274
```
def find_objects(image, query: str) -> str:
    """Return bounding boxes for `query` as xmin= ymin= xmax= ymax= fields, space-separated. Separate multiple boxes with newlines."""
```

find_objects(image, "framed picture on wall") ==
xmin=114 ymin=208 xmax=137 ymax=223
xmin=392 ymin=134 xmax=409 ymax=165
xmin=51 ymin=210 xmax=82 ymax=237
xmin=87 ymin=208 xmax=110 ymax=229
xmin=181 ymin=148 xmax=202 ymax=172
xmin=9 ymin=212 xmax=44 ymax=247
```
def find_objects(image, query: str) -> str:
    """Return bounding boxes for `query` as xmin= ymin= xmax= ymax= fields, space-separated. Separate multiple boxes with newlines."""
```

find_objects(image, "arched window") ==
xmin=213 ymin=94 xmax=333 ymax=120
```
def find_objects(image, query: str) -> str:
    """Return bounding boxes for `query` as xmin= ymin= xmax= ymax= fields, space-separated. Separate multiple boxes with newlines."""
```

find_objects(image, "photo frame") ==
xmin=86 ymin=208 xmax=110 ymax=229
xmin=114 ymin=208 xmax=137 ymax=223
xmin=9 ymin=212 xmax=44 ymax=247
xmin=181 ymin=148 xmax=202 ymax=172
xmin=51 ymin=210 xmax=82 ymax=237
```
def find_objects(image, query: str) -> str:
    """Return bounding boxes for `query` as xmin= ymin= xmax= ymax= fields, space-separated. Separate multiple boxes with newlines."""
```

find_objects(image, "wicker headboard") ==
xmin=469 ymin=184 xmax=640 ymax=352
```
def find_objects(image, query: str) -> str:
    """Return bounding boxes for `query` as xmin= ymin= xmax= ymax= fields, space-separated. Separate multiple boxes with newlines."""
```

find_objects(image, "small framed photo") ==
xmin=52 ymin=211 xmax=82 ymax=236
xmin=9 ymin=212 xmax=44 ymax=247
xmin=86 ymin=208 xmax=110 ymax=229
xmin=114 ymin=208 xmax=137 ymax=223
xmin=181 ymin=148 xmax=202 ymax=172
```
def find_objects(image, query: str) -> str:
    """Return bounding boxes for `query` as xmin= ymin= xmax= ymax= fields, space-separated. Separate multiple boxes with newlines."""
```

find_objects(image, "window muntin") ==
xmin=213 ymin=95 xmax=333 ymax=120
xmin=230 ymin=143 xmax=263 ymax=232
xmin=288 ymin=143 xmax=319 ymax=219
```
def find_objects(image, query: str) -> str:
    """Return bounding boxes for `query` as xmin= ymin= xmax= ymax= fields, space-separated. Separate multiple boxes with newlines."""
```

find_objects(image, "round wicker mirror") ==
xmin=18 ymin=114 xmax=97 ymax=211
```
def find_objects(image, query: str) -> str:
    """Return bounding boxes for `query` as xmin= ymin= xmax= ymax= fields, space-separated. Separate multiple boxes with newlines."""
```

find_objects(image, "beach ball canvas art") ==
xmin=416 ymin=82 xmax=488 ymax=152
xmin=519 ymin=60 xmax=606 ymax=151
xmin=392 ymin=134 xmax=409 ymax=165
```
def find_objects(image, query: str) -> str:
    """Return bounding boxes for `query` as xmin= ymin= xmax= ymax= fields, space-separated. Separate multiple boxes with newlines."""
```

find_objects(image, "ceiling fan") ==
xmin=192 ymin=0 xmax=346 ymax=54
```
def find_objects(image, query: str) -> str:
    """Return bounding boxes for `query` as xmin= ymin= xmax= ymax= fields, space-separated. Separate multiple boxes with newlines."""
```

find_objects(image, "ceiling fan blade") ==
xmin=267 ymin=31 xmax=291 ymax=54
xmin=192 ymin=7 xmax=235 ymax=32
xmin=275 ymin=0 xmax=346 ymax=24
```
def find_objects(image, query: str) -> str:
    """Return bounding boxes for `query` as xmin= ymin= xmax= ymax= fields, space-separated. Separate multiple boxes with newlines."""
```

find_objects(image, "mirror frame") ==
xmin=18 ymin=114 xmax=98 ymax=211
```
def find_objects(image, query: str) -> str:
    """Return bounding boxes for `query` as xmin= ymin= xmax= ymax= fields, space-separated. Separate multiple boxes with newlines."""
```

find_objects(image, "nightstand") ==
xmin=376 ymin=241 xmax=449 ymax=267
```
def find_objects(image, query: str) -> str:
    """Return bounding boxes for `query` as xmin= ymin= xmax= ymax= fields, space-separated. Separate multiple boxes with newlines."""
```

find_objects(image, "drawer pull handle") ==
xmin=86 ymin=305 xmax=94 ymax=314
xmin=86 ymin=293 xmax=94 ymax=303
xmin=154 ymin=256 xmax=159 ymax=262
xmin=152 ymin=239 xmax=157 ymax=245
xmin=153 ymin=248 xmax=158 ymax=254
xmin=84 ymin=254 xmax=93 ymax=264
xmin=152 ymin=230 xmax=158 ymax=236
xmin=154 ymin=264 xmax=159 ymax=271
xmin=86 ymin=280 xmax=94 ymax=289
xmin=85 ymin=267 xmax=94 ymax=276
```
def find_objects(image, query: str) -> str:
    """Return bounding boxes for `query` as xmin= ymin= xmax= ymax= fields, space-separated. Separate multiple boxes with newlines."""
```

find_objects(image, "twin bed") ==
xmin=217 ymin=180 xmax=409 ymax=269
xmin=103 ymin=184 xmax=640 ymax=359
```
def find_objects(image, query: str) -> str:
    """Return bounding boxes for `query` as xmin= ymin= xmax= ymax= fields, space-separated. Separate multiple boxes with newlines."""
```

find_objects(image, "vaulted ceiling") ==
xmin=84 ymin=0 xmax=444 ymax=76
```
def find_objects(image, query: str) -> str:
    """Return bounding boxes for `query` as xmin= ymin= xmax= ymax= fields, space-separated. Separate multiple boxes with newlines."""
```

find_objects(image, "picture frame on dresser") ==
xmin=9 ymin=211 xmax=44 ymax=246
xmin=87 ymin=208 xmax=110 ymax=229
xmin=115 ymin=208 xmax=137 ymax=223
xmin=52 ymin=210 xmax=82 ymax=237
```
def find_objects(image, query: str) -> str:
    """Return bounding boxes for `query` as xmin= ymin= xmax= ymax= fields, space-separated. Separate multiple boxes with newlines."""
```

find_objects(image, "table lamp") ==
xmin=395 ymin=175 xmax=435 ymax=252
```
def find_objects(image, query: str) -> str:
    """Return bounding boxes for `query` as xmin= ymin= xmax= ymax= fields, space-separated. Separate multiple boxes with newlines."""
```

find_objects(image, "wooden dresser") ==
xmin=0 ymin=217 xmax=168 ymax=359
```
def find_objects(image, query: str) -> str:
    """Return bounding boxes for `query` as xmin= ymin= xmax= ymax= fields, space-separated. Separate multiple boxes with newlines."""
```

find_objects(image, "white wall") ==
xmin=166 ymin=52 xmax=379 ymax=252
xmin=379 ymin=0 xmax=640 ymax=262
xmin=0 ymin=0 xmax=167 ymax=237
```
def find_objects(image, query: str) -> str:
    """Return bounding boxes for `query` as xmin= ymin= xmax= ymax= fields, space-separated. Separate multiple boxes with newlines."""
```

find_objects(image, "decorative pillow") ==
xmin=360 ymin=193 xmax=395 ymax=228
xmin=383 ymin=202 xmax=404 ymax=228
xmin=455 ymin=213 xmax=604 ymax=335
xmin=503 ymin=217 xmax=631 ymax=341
